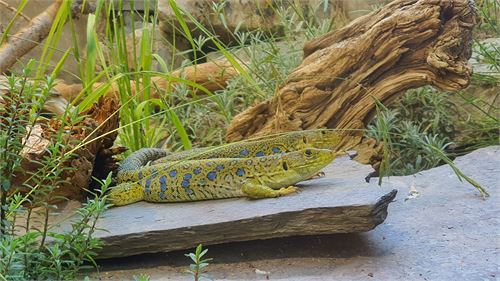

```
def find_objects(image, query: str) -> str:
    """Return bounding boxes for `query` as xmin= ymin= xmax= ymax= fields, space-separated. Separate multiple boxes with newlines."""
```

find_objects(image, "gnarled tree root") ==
xmin=226 ymin=0 xmax=477 ymax=162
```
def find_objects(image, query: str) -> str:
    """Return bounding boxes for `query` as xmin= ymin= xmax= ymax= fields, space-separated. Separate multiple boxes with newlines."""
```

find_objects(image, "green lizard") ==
xmin=117 ymin=130 xmax=340 ymax=183
xmin=109 ymin=148 xmax=336 ymax=206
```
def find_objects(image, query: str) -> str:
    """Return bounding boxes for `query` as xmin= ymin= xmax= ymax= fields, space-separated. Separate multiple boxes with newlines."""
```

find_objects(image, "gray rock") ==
xmin=93 ymin=146 xmax=500 ymax=281
xmin=470 ymin=37 xmax=500 ymax=78
xmin=94 ymin=155 xmax=397 ymax=259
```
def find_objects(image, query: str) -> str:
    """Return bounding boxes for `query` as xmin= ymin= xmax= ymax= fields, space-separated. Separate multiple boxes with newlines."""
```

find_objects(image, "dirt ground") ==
xmin=91 ymin=146 xmax=500 ymax=281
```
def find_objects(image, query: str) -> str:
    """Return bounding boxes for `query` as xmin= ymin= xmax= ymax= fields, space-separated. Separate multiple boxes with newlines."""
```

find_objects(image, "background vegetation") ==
xmin=0 ymin=0 xmax=498 ymax=280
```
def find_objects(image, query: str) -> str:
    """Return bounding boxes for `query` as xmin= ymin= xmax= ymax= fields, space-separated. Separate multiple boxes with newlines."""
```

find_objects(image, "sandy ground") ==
xmin=90 ymin=146 xmax=500 ymax=281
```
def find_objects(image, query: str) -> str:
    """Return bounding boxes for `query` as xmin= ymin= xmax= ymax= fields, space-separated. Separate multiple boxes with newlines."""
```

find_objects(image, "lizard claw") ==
xmin=307 ymin=171 xmax=325 ymax=180
xmin=278 ymin=186 xmax=299 ymax=196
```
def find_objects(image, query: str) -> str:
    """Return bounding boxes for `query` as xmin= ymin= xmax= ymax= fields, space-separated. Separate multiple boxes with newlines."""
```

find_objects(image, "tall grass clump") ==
xmin=154 ymin=0 xmax=341 ymax=149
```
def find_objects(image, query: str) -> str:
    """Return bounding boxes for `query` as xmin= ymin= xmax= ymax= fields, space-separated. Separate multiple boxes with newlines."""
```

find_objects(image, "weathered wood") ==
xmin=0 ymin=0 xmax=94 ymax=74
xmin=0 ymin=0 xmax=63 ymax=74
xmin=11 ymin=95 xmax=120 ymax=201
xmin=90 ymin=155 xmax=396 ymax=259
xmin=226 ymin=0 xmax=478 ymax=155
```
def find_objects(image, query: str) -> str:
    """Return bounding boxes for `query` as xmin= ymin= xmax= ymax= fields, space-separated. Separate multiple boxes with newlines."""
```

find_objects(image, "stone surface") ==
xmin=94 ymin=146 xmax=500 ymax=281
xmin=94 ymin=155 xmax=397 ymax=259
xmin=470 ymin=37 xmax=500 ymax=78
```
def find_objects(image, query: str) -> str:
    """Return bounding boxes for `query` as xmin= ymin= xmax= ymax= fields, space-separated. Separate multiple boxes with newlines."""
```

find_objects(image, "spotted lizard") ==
xmin=117 ymin=130 xmax=341 ymax=183
xmin=108 ymin=148 xmax=336 ymax=206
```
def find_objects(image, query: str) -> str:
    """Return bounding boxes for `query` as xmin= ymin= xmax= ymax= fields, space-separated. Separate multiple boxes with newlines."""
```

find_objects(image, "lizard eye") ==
xmin=282 ymin=161 xmax=289 ymax=171
xmin=305 ymin=149 xmax=312 ymax=156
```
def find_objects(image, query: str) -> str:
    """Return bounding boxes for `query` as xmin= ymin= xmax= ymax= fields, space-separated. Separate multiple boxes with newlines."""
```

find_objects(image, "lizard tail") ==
xmin=118 ymin=148 xmax=167 ymax=173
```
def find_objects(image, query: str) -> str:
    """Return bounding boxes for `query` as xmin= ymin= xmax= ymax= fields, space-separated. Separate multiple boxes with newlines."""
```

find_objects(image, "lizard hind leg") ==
xmin=108 ymin=182 xmax=144 ymax=206
xmin=242 ymin=183 xmax=298 ymax=199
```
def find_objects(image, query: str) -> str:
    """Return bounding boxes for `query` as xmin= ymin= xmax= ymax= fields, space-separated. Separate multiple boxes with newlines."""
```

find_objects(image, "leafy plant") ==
xmin=0 ymin=61 xmax=111 ymax=280
xmin=185 ymin=244 xmax=213 ymax=281
xmin=367 ymin=85 xmax=492 ymax=197
xmin=133 ymin=273 xmax=151 ymax=281
xmin=367 ymin=88 xmax=456 ymax=176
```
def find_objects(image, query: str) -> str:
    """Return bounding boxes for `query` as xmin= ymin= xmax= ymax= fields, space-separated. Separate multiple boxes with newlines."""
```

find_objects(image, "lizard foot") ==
xmin=243 ymin=183 xmax=298 ymax=199
xmin=276 ymin=185 xmax=299 ymax=196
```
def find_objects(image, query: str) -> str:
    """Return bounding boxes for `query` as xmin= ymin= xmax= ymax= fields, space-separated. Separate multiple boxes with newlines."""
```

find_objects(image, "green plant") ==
xmin=473 ymin=40 xmax=500 ymax=74
xmin=133 ymin=273 xmax=151 ymax=281
xmin=367 ymin=88 xmax=457 ymax=176
xmin=0 ymin=61 xmax=111 ymax=280
xmin=185 ymin=244 xmax=213 ymax=281
xmin=367 ymin=87 xmax=491 ymax=197
xmin=476 ymin=0 xmax=499 ymax=34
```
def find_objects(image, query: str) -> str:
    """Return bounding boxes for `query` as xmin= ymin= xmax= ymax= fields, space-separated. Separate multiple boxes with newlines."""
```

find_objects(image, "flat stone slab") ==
xmin=94 ymin=156 xmax=397 ymax=259
xmin=94 ymin=146 xmax=500 ymax=281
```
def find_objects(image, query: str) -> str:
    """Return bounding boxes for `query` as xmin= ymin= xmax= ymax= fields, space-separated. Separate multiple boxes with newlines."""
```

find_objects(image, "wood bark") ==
xmin=0 ymin=0 xmax=93 ymax=74
xmin=226 ymin=0 xmax=478 ymax=156
xmin=13 ymin=95 xmax=121 ymax=201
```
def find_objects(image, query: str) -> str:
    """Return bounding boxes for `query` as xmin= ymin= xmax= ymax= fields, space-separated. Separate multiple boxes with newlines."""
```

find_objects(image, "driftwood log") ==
xmin=11 ymin=96 xmax=121 ymax=201
xmin=0 ymin=0 xmax=94 ymax=74
xmin=226 ymin=0 xmax=477 ymax=158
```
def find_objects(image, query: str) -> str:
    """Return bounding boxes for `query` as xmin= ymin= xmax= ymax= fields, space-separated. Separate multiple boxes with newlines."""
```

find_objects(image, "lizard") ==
xmin=108 ymin=148 xmax=336 ymax=206
xmin=116 ymin=129 xmax=341 ymax=183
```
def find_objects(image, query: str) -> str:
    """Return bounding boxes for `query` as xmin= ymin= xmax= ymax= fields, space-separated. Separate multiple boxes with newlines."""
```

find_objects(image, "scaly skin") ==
xmin=109 ymin=148 xmax=336 ymax=206
xmin=117 ymin=130 xmax=341 ymax=183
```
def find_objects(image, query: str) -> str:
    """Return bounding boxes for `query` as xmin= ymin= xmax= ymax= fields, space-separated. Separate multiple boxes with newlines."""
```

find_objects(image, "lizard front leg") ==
xmin=242 ymin=182 xmax=298 ymax=199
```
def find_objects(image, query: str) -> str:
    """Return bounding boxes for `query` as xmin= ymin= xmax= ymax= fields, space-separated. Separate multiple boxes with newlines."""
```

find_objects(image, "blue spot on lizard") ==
xmin=145 ymin=178 xmax=151 ymax=194
xmin=169 ymin=170 xmax=177 ymax=177
xmin=236 ymin=168 xmax=245 ymax=177
xmin=207 ymin=171 xmax=217 ymax=181
xmin=159 ymin=176 xmax=167 ymax=192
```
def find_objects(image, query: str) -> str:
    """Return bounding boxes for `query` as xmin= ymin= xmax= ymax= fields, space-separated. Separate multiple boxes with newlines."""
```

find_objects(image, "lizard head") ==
xmin=281 ymin=148 xmax=336 ymax=178
xmin=108 ymin=182 xmax=144 ymax=206
xmin=300 ymin=129 xmax=341 ymax=150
